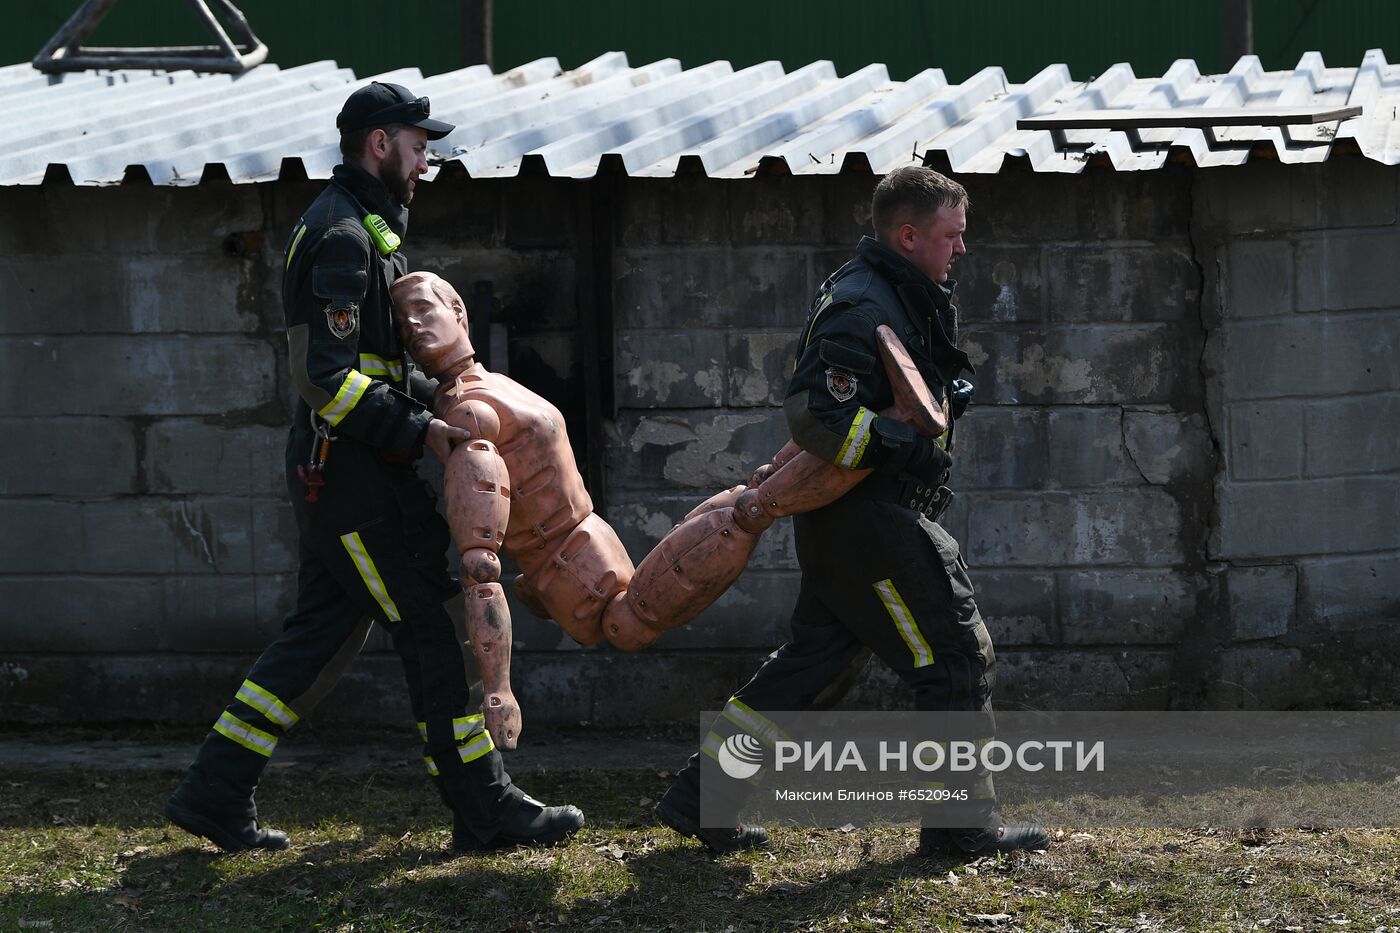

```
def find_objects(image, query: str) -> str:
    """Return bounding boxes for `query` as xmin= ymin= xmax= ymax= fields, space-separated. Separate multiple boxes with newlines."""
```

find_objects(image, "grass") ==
xmin=2 ymin=763 xmax=1399 ymax=932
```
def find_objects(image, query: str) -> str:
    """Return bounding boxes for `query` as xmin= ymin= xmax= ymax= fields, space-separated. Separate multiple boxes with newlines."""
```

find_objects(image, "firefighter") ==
xmin=165 ymin=82 xmax=583 ymax=853
xmin=655 ymin=166 xmax=1050 ymax=859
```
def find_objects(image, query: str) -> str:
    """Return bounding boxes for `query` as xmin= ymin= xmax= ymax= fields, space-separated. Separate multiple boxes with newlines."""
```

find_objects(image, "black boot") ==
xmin=654 ymin=798 xmax=769 ymax=856
xmin=165 ymin=783 xmax=289 ymax=854
xmin=452 ymin=795 xmax=585 ymax=852
xmin=918 ymin=817 xmax=1050 ymax=858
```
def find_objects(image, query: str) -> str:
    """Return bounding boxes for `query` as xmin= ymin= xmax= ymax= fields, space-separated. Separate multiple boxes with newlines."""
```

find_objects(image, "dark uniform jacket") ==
xmin=282 ymin=162 xmax=435 ymax=462
xmin=784 ymin=235 xmax=974 ymax=498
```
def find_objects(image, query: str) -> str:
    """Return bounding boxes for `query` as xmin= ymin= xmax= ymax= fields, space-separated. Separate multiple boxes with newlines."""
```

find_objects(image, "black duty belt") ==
xmin=846 ymin=470 xmax=955 ymax=522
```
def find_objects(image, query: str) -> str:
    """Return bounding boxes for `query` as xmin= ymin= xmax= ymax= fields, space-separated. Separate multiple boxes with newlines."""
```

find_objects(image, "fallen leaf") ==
xmin=114 ymin=894 xmax=141 ymax=910
xmin=837 ymin=823 xmax=856 ymax=833
xmin=969 ymin=913 xmax=1013 ymax=926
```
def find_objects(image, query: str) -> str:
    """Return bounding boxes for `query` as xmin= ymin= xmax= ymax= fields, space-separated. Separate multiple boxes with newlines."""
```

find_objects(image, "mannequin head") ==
xmin=390 ymin=271 xmax=477 ymax=378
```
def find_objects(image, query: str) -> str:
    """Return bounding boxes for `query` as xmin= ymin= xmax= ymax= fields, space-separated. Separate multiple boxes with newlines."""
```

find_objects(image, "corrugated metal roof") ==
xmin=3 ymin=49 xmax=1397 ymax=186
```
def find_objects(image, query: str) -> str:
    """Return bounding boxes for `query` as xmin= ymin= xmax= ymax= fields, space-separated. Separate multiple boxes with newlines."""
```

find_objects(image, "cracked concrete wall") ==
xmin=1 ymin=161 xmax=1394 ymax=726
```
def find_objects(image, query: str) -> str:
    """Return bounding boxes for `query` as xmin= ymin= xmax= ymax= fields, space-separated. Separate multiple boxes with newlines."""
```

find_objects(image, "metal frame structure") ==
xmin=32 ymin=0 xmax=267 ymax=75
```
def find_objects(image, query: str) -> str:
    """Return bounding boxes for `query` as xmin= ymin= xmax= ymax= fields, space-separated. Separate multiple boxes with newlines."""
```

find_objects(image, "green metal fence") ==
xmin=5 ymin=1 xmax=1398 ymax=81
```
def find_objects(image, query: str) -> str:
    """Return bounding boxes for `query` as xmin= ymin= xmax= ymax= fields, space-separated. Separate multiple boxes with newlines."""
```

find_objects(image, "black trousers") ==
xmin=175 ymin=432 xmax=524 ymax=841
xmin=662 ymin=495 xmax=998 ymax=827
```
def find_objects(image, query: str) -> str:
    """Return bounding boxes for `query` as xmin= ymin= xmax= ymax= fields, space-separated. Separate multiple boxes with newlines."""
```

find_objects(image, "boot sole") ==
xmin=454 ymin=811 xmax=585 ymax=852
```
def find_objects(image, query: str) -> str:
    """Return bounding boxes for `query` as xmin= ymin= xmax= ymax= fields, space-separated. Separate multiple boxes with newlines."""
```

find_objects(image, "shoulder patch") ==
xmin=825 ymin=367 xmax=858 ymax=402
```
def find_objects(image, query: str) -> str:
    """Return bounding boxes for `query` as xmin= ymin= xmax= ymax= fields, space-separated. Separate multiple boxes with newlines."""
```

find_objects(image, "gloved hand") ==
xmin=950 ymin=379 xmax=974 ymax=420
xmin=897 ymin=435 xmax=952 ymax=487
xmin=875 ymin=416 xmax=951 ymax=486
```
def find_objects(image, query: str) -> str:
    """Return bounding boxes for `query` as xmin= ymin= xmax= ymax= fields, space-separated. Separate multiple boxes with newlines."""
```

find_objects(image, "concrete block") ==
xmin=1046 ymin=408 xmax=1139 ymax=487
xmin=970 ymin=570 xmax=1055 ymax=646
xmin=729 ymin=176 xmax=827 ymax=246
xmin=961 ymin=324 xmax=1183 ymax=405
xmin=0 ymin=255 xmax=256 ymax=335
xmin=161 ymin=574 xmax=287 ymax=650
xmin=1222 ymin=314 xmax=1400 ymax=400
xmin=616 ymin=330 xmax=726 ymax=408
xmin=1123 ymin=411 xmax=1214 ymax=486
xmin=418 ymin=249 xmax=578 ymax=332
xmin=501 ymin=177 xmax=576 ymax=249
xmin=1226 ymin=400 xmax=1303 ymax=481
xmin=726 ymin=331 xmax=798 ymax=407
xmin=613 ymin=248 xmax=812 ymax=331
xmin=623 ymin=176 xmax=731 ymax=247
xmin=960 ymin=172 xmax=1098 ymax=244
xmin=953 ymin=407 xmax=1049 ymax=489
xmin=606 ymin=410 xmax=788 ymax=492
xmin=1228 ymin=564 xmax=1297 ymax=641
xmin=609 ymin=494 xmax=797 ymax=573
xmin=0 ymin=416 xmax=138 ymax=496
xmin=63 ymin=497 xmax=295 ymax=576
xmin=1215 ymin=476 xmax=1400 ymax=559
xmin=1303 ymin=393 xmax=1400 ymax=478
xmin=1207 ymin=646 xmax=1306 ymax=709
xmin=1224 ymin=239 xmax=1294 ymax=319
xmin=403 ymin=178 xmax=501 ymax=247
xmin=955 ymin=246 xmax=1044 ymax=324
xmin=1057 ymin=570 xmax=1195 ymax=644
xmin=1298 ymin=553 xmax=1400 ymax=633
xmin=820 ymin=172 xmax=877 ymax=246
xmin=0 ymin=569 xmax=285 ymax=653
xmin=144 ymin=420 xmax=286 ymax=497
xmin=658 ymin=570 xmax=800 ymax=650
xmin=1045 ymin=246 xmax=1197 ymax=323
xmin=0 ymin=652 xmax=416 ymax=727
xmin=1195 ymin=160 xmax=1320 ymax=235
xmin=1320 ymin=157 xmax=1397 ymax=229
xmin=0 ymin=576 xmax=160 ymax=652
xmin=1295 ymin=230 xmax=1400 ymax=313
xmin=0 ymin=336 xmax=277 ymax=417
xmin=30 ymin=185 xmax=264 ymax=256
xmin=515 ymin=651 xmax=772 ymax=727
xmin=0 ymin=500 xmax=82 ymax=573
xmin=982 ymin=648 xmax=1175 ymax=710
xmin=1087 ymin=169 xmax=1192 ymax=242
xmin=965 ymin=489 xmax=1184 ymax=567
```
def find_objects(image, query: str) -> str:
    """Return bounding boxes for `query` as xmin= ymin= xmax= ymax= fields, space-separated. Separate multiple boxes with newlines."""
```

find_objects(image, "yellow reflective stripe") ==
xmin=423 ymin=754 xmax=440 ymax=776
xmin=358 ymin=353 xmax=404 ymax=380
xmin=453 ymin=713 xmax=485 ymax=742
xmin=422 ymin=714 xmax=487 ymax=745
xmin=835 ymin=407 xmax=875 ymax=469
xmin=720 ymin=697 xmax=792 ymax=745
xmin=213 ymin=711 xmax=278 ymax=757
xmin=285 ymin=223 xmax=307 ymax=270
xmin=457 ymin=730 xmax=494 ymax=764
xmin=235 ymin=680 xmax=299 ymax=729
xmin=340 ymin=531 xmax=402 ymax=622
xmin=317 ymin=369 xmax=372 ymax=426
xmin=874 ymin=578 xmax=935 ymax=668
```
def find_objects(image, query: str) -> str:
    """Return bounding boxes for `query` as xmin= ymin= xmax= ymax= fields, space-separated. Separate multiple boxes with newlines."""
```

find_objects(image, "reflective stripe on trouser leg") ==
xmin=235 ymin=679 xmax=300 ymax=729
xmin=419 ymin=712 xmax=493 ymax=775
xmin=213 ymin=711 xmax=278 ymax=757
xmin=340 ymin=531 xmax=402 ymax=622
xmin=873 ymin=578 xmax=935 ymax=668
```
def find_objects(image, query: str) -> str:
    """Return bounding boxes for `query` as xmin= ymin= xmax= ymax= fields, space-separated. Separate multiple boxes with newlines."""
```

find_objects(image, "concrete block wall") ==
xmin=1196 ymin=157 xmax=1400 ymax=707
xmin=1 ymin=157 xmax=1395 ymax=727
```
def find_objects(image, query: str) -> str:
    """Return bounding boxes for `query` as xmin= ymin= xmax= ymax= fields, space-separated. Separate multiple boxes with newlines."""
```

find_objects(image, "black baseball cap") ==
xmin=336 ymin=81 xmax=455 ymax=140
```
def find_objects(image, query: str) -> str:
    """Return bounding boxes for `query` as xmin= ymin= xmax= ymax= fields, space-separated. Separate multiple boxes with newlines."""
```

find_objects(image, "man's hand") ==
xmin=425 ymin=418 xmax=472 ymax=464
xmin=893 ymin=435 xmax=952 ymax=488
